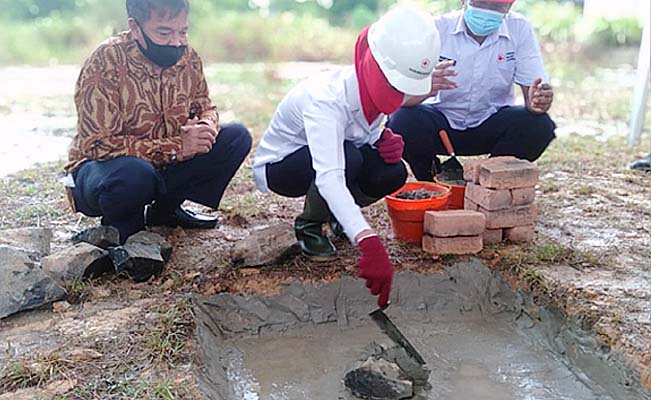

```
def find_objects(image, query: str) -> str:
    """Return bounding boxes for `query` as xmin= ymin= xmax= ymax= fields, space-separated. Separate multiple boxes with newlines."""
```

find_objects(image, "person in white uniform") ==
xmin=253 ymin=7 xmax=441 ymax=307
xmin=387 ymin=0 xmax=556 ymax=181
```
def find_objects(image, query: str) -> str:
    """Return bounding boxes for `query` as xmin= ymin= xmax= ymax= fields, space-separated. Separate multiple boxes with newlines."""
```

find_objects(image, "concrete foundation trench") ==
xmin=193 ymin=260 xmax=648 ymax=400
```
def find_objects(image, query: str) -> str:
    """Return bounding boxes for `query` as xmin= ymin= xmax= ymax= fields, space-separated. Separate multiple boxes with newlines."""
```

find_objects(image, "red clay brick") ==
xmin=463 ymin=159 xmax=483 ymax=183
xmin=464 ymin=196 xmax=479 ymax=211
xmin=504 ymin=225 xmax=535 ymax=242
xmin=422 ymin=234 xmax=483 ymax=255
xmin=483 ymin=204 xmax=538 ymax=229
xmin=511 ymin=187 xmax=536 ymax=206
xmin=423 ymin=210 xmax=486 ymax=237
xmin=478 ymin=159 xmax=539 ymax=189
xmin=465 ymin=182 xmax=512 ymax=210
xmin=482 ymin=229 xmax=503 ymax=244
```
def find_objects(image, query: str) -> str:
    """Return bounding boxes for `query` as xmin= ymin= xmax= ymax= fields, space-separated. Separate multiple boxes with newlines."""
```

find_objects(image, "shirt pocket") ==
xmin=490 ymin=61 xmax=516 ymax=99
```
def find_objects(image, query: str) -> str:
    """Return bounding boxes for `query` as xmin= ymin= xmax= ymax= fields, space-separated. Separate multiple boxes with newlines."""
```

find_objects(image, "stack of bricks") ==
xmin=463 ymin=156 xmax=539 ymax=244
xmin=422 ymin=210 xmax=486 ymax=256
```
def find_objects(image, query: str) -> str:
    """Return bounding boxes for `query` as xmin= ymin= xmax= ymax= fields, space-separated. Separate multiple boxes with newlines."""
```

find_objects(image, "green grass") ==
xmin=68 ymin=377 xmax=197 ymax=400
xmin=143 ymin=299 xmax=193 ymax=366
xmin=0 ymin=353 xmax=70 ymax=392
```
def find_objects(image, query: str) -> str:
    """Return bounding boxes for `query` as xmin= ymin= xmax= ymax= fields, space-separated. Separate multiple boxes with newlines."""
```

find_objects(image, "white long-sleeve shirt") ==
xmin=253 ymin=67 xmax=384 ymax=243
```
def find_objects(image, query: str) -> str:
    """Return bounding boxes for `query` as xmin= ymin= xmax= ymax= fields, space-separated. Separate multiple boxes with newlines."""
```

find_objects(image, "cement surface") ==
xmin=194 ymin=260 xmax=648 ymax=400
xmin=220 ymin=316 xmax=603 ymax=400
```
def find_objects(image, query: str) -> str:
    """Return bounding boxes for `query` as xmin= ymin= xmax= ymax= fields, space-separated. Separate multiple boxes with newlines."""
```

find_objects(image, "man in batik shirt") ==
xmin=66 ymin=0 xmax=251 ymax=242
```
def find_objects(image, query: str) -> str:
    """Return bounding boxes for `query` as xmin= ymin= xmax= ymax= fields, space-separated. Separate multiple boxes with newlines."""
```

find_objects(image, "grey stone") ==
xmin=125 ymin=231 xmax=173 ymax=262
xmin=0 ymin=227 xmax=52 ymax=257
xmin=72 ymin=226 xmax=120 ymax=249
xmin=229 ymin=223 xmax=297 ymax=267
xmin=42 ymin=242 xmax=113 ymax=281
xmin=344 ymin=357 xmax=413 ymax=400
xmin=108 ymin=242 xmax=164 ymax=283
xmin=0 ymin=245 xmax=66 ymax=319
xmin=362 ymin=342 xmax=431 ymax=388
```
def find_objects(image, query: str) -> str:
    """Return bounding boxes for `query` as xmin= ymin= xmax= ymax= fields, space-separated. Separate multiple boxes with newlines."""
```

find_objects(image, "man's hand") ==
xmin=357 ymin=235 xmax=394 ymax=307
xmin=401 ymin=60 xmax=458 ymax=107
xmin=179 ymin=119 xmax=217 ymax=161
xmin=526 ymin=78 xmax=553 ymax=114
xmin=429 ymin=60 xmax=458 ymax=97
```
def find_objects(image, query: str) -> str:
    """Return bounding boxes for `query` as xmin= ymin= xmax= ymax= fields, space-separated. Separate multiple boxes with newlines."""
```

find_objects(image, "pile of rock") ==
xmin=0 ymin=226 xmax=172 ymax=320
xmin=463 ymin=156 xmax=539 ymax=244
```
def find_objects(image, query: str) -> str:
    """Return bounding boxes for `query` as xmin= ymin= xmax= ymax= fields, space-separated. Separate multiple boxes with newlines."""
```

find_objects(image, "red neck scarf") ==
xmin=354 ymin=26 xmax=405 ymax=124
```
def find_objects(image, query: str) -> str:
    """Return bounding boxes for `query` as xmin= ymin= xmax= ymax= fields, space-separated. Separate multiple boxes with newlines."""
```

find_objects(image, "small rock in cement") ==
xmin=72 ymin=226 xmax=120 ymax=249
xmin=125 ymin=231 xmax=173 ymax=263
xmin=108 ymin=242 xmax=165 ymax=282
xmin=229 ymin=223 xmax=297 ymax=267
xmin=0 ymin=227 xmax=52 ymax=257
xmin=344 ymin=357 xmax=413 ymax=400
xmin=362 ymin=342 xmax=432 ymax=388
xmin=0 ymin=245 xmax=66 ymax=319
xmin=42 ymin=242 xmax=114 ymax=281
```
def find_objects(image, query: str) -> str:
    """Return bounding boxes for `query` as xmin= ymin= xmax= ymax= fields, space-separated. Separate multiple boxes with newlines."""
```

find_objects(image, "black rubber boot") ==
xmin=295 ymin=183 xmax=336 ymax=259
xmin=630 ymin=153 xmax=651 ymax=172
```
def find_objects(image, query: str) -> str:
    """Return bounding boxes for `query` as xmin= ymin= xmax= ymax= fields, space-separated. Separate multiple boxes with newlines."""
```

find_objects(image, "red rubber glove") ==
xmin=375 ymin=128 xmax=404 ymax=164
xmin=357 ymin=235 xmax=394 ymax=307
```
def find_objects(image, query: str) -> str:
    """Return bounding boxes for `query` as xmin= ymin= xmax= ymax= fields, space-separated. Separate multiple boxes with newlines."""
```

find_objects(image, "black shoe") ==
xmin=145 ymin=206 xmax=218 ymax=229
xmin=295 ymin=217 xmax=336 ymax=259
xmin=630 ymin=154 xmax=651 ymax=172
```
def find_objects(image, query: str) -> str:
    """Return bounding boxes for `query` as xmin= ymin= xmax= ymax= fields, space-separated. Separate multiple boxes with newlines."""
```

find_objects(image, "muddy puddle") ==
xmin=193 ymin=260 xmax=648 ymax=400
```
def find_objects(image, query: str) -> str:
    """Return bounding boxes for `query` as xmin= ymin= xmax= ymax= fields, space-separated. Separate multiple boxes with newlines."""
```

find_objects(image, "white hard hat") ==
xmin=368 ymin=7 xmax=440 ymax=96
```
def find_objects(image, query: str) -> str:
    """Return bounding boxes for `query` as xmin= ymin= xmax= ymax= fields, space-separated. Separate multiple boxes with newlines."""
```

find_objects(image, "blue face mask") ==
xmin=463 ymin=5 xmax=505 ymax=36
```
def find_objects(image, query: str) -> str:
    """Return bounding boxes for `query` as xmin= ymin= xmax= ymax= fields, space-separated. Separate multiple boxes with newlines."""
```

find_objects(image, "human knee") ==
xmin=101 ymin=158 xmax=161 ymax=206
xmin=363 ymin=162 xmax=407 ymax=198
xmin=387 ymin=107 xmax=425 ymax=136
xmin=522 ymin=113 xmax=556 ymax=159
xmin=385 ymin=162 xmax=408 ymax=192
xmin=220 ymin=123 xmax=253 ymax=155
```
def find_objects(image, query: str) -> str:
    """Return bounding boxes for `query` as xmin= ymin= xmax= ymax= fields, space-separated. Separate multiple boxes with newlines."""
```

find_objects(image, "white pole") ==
xmin=627 ymin=11 xmax=650 ymax=146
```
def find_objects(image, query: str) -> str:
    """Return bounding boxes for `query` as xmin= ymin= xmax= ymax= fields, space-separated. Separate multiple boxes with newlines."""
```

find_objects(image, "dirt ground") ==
xmin=1 ymin=52 xmax=650 ymax=399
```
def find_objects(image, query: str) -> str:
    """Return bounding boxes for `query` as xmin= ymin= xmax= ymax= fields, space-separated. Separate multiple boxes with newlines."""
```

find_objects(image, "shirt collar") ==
xmin=452 ymin=10 xmax=511 ymax=40
xmin=344 ymin=67 xmax=362 ymax=113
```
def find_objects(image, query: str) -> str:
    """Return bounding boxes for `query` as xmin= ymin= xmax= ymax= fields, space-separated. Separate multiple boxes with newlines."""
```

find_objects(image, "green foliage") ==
xmin=0 ymin=0 xmax=644 ymax=65
xmin=191 ymin=11 xmax=355 ymax=62
xmin=528 ymin=2 xmax=581 ymax=43
xmin=588 ymin=17 xmax=643 ymax=46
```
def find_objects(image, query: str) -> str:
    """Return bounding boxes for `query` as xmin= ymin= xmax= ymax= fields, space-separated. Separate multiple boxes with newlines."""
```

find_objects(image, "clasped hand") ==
xmin=179 ymin=117 xmax=218 ymax=161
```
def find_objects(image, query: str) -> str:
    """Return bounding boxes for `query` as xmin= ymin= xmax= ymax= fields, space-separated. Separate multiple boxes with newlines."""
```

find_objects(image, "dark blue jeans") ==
xmin=71 ymin=123 xmax=252 ymax=241
xmin=266 ymin=142 xmax=407 ymax=203
xmin=386 ymin=105 xmax=556 ymax=181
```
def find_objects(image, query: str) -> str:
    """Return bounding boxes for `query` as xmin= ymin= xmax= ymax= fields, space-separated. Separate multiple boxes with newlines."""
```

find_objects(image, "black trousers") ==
xmin=266 ymin=142 xmax=407 ymax=203
xmin=386 ymin=105 xmax=556 ymax=181
xmin=71 ymin=123 xmax=252 ymax=241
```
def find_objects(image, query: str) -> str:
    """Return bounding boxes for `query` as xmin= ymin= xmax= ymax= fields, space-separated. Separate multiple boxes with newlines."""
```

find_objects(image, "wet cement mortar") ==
xmin=193 ymin=259 xmax=649 ymax=400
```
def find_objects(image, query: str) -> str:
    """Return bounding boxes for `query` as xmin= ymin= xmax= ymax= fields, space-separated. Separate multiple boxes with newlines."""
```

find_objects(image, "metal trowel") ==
xmin=369 ymin=303 xmax=427 ymax=366
xmin=436 ymin=129 xmax=464 ymax=182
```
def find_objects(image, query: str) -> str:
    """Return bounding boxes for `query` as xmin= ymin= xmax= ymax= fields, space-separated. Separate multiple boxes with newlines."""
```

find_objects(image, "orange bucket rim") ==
xmin=386 ymin=181 xmax=452 ymax=204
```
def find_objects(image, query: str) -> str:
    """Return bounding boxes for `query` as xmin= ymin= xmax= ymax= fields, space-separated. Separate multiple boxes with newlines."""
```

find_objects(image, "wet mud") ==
xmin=193 ymin=260 xmax=649 ymax=400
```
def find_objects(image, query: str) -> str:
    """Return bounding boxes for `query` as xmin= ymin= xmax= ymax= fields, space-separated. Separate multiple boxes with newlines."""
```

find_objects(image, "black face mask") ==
xmin=136 ymin=24 xmax=187 ymax=68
